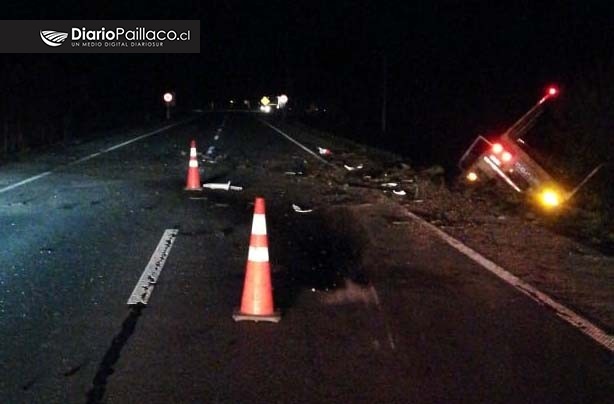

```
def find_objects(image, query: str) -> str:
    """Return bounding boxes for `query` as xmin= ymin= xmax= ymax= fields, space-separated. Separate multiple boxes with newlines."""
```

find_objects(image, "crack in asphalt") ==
xmin=85 ymin=305 xmax=144 ymax=404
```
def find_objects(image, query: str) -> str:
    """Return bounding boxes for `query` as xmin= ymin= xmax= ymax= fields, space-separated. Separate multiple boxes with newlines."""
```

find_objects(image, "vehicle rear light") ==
xmin=466 ymin=172 xmax=478 ymax=182
xmin=492 ymin=143 xmax=503 ymax=154
xmin=501 ymin=151 xmax=512 ymax=162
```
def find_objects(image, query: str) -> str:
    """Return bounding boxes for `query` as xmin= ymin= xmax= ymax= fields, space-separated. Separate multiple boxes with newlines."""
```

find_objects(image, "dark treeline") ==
xmin=0 ymin=55 xmax=170 ymax=158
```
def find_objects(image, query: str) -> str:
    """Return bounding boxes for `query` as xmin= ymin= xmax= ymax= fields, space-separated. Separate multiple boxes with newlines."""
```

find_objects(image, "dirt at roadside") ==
xmin=258 ymin=119 xmax=614 ymax=333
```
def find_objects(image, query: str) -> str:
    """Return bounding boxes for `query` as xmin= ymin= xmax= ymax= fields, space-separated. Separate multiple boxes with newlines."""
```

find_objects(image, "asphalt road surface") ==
xmin=0 ymin=113 xmax=612 ymax=403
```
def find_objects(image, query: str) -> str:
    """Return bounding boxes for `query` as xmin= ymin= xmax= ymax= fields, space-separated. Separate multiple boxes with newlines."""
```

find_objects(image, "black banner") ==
xmin=0 ymin=20 xmax=200 ymax=53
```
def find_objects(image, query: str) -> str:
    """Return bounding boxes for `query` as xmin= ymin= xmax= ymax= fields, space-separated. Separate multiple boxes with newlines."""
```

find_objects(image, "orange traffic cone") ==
xmin=185 ymin=140 xmax=202 ymax=191
xmin=233 ymin=197 xmax=281 ymax=322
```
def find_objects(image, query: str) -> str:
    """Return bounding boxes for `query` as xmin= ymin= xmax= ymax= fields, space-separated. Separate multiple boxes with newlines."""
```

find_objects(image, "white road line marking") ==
xmin=258 ymin=119 xmax=336 ymax=167
xmin=0 ymin=120 xmax=190 ymax=195
xmin=0 ymin=171 xmax=54 ymax=194
xmin=403 ymin=210 xmax=614 ymax=352
xmin=127 ymin=229 xmax=179 ymax=305
xmin=369 ymin=285 xmax=397 ymax=350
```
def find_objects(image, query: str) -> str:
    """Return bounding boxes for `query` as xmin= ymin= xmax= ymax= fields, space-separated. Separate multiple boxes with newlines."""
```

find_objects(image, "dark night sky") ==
xmin=3 ymin=1 xmax=614 ymax=162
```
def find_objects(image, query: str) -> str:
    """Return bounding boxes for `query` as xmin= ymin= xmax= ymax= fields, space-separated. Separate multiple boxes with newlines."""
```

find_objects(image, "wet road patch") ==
xmin=269 ymin=205 xmax=369 ymax=309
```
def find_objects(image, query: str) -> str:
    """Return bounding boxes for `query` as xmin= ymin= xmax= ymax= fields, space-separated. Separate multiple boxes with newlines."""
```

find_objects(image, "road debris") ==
xmin=201 ymin=145 xmax=227 ymax=164
xmin=202 ymin=181 xmax=243 ymax=191
xmin=317 ymin=147 xmax=332 ymax=156
xmin=344 ymin=164 xmax=364 ymax=171
xmin=292 ymin=204 xmax=314 ymax=213
xmin=423 ymin=165 xmax=445 ymax=177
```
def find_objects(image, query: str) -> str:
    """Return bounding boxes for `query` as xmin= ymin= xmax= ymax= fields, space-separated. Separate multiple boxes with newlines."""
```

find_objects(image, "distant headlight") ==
xmin=260 ymin=105 xmax=272 ymax=113
xmin=466 ymin=172 xmax=478 ymax=182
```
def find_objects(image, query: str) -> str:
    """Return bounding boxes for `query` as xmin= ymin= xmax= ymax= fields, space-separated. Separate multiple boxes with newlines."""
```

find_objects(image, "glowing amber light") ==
xmin=539 ymin=189 xmax=561 ymax=208
xmin=466 ymin=172 xmax=478 ymax=182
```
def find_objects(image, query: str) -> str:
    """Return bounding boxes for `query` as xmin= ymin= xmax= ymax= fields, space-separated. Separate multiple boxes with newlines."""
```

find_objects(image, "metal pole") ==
xmin=566 ymin=164 xmax=604 ymax=201
xmin=381 ymin=54 xmax=387 ymax=134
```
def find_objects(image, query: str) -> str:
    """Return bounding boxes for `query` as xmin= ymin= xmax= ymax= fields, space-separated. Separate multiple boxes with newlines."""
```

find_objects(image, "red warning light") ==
xmin=547 ymin=86 xmax=558 ymax=96
xmin=492 ymin=143 xmax=503 ymax=154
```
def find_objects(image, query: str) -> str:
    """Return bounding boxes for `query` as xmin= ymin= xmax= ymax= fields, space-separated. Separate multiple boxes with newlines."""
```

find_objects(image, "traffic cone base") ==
xmin=232 ymin=309 xmax=281 ymax=323
xmin=184 ymin=185 xmax=203 ymax=191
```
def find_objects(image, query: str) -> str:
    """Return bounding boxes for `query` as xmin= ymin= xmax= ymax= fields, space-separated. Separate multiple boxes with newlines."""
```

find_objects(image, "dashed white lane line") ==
xmin=0 ymin=120 xmax=190 ymax=195
xmin=258 ymin=119 xmax=336 ymax=167
xmin=403 ymin=210 xmax=614 ymax=352
xmin=127 ymin=229 xmax=178 ymax=305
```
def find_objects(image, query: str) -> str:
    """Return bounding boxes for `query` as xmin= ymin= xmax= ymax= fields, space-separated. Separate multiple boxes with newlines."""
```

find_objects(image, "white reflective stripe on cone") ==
xmin=248 ymin=246 xmax=269 ymax=262
xmin=190 ymin=147 xmax=197 ymax=157
xmin=189 ymin=159 xmax=198 ymax=168
xmin=251 ymin=214 xmax=267 ymax=235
